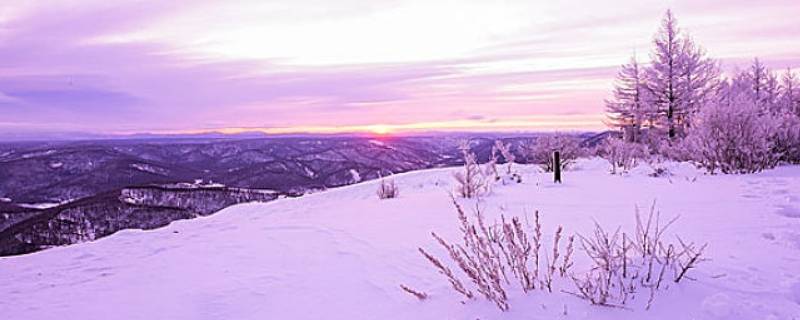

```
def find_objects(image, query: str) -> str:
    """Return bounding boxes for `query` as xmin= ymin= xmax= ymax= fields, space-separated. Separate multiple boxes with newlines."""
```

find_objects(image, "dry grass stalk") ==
xmin=418 ymin=247 xmax=473 ymax=299
xmin=399 ymin=284 xmax=428 ymax=300
xmin=560 ymin=235 xmax=575 ymax=278
xmin=532 ymin=210 xmax=542 ymax=283
xmin=674 ymin=238 xmax=707 ymax=283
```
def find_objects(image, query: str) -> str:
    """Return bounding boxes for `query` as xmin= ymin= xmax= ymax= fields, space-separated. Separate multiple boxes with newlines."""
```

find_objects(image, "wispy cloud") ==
xmin=0 ymin=0 xmax=798 ymax=135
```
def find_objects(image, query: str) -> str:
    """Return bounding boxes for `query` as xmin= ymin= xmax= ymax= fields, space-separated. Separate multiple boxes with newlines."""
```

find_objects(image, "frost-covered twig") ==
xmin=399 ymin=284 xmax=428 ymax=300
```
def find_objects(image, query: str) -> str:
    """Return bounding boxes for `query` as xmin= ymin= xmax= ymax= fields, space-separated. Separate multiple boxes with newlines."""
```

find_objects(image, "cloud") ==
xmin=0 ymin=0 xmax=798 ymax=135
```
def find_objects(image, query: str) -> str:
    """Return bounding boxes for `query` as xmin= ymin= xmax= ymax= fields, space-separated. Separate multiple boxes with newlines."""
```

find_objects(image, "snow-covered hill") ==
xmin=2 ymin=159 xmax=800 ymax=319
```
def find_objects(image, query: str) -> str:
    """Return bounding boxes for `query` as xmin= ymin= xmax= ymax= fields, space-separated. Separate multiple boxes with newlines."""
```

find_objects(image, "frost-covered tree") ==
xmin=745 ymin=58 xmax=780 ymax=111
xmin=606 ymin=56 xmax=651 ymax=143
xmin=774 ymin=68 xmax=800 ymax=163
xmin=523 ymin=134 xmax=584 ymax=172
xmin=646 ymin=10 xmax=684 ymax=139
xmin=645 ymin=10 xmax=717 ymax=140
xmin=779 ymin=68 xmax=799 ymax=116
xmin=679 ymin=36 xmax=720 ymax=125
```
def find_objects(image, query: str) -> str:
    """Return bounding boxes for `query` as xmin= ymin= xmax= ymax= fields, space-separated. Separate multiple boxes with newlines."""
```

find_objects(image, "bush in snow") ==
xmin=485 ymin=148 xmax=500 ymax=182
xmin=376 ymin=178 xmax=399 ymax=199
xmin=523 ymin=134 xmax=584 ymax=172
xmin=682 ymin=84 xmax=779 ymax=174
xmin=453 ymin=141 xmax=491 ymax=198
xmin=599 ymin=138 xmax=651 ymax=174
xmin=570 ymin=204 xmax=706 ymax=309
xmin=415 ymin=201 xmax=706 ymax=311
xmin=493 ymin=140 xmax=522 ymax=184
xmin=771 ymin=114 xmax=800 ymax=164
xmin=770 ymin=69 xmax=800 ymax=163
xmin=418 ymin=199 xmax=573 ymax=311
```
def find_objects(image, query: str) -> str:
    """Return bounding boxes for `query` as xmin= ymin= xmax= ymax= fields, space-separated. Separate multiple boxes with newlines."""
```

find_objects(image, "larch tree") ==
xmin=746 ymin=58 xmax=780 ymax=111
xmin=644 ymin=10 xmax=719 ymax=141
xmin=775 ymin=68 xmax=800 ymax=163
xmin=779 ymin=68 xmax=799 ymax=116
xmin=678 ymin=36 xmax=720 ymax=128
xmin=646 ymin=10 xmax=684 ymax=139
xmin=606 ymin=55 xmax=650 ymax=143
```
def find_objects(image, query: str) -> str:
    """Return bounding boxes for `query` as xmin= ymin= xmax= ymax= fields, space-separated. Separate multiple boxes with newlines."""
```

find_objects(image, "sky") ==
xmin=0 ymin=0 xmax=798 ymax=137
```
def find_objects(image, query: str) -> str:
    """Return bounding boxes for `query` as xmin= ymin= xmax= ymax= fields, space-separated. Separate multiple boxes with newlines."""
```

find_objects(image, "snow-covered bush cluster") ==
xmin=453 ymin=141 xmax=491 ymax=198
xmin=604 ymin=10 xmax=800 ymax=174
xmin=417 ymin=200 xmax=705 ymax=311
xmin=599 ymin=138 xmax=650 ymax=174
xmin=522 ymin=133 xmax=584 ymax=172
xmin=376 ymin=178 xmax=399 ymax=199
xmin=488 ymin=140 xmax=522 ymax=184
xmin=681 ymin=85 xmax=778 ymax=174
xmin=453 ymin=139 xmax=524 ymax=199
xmin=572 ymin=205 xmax=706 ymax=309
xmin=418 ymin=199 xmax=574 ymax=311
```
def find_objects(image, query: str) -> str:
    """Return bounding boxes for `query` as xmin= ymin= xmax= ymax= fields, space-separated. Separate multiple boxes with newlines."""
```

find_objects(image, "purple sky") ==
xmin=1 ymin=0 xmax=798 ymax=136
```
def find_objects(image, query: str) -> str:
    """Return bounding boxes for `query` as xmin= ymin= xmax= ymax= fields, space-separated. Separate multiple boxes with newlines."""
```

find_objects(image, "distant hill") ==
xmin=0 ymin=133 xmax=609 ymax=255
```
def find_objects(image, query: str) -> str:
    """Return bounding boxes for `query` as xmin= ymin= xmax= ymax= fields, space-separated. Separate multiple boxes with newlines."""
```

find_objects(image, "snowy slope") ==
xmin=2 ymin=158 xmax=800 ymax=319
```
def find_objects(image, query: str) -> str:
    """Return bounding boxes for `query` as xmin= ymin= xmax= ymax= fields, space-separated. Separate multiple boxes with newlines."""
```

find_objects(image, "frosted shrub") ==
xmin=683 ymin=91 xmax=778 ymax=174
xmin=376 ymin=178 xmax=399 ymax=199
xmin=453 ymin=142 xmax=490 ymax=198
xmin=571 ymin=205 xmax=706 ymax=309
xmin=600 ymin=138 xmax=651 ymax=174
xmin=485 ymin=148 xmax=500 ymax=182
xmin=771 ymin=114 xmax=800 ymax=164
xmin=418 ymin=199 xmax=572 ymax=311
xmin=523 ymin=134 xmax=584 ymax=172
xmin=493 ymin=140 xmax=522 ymax=184
xmin=413 ymin=201 xmax=706 ymax=311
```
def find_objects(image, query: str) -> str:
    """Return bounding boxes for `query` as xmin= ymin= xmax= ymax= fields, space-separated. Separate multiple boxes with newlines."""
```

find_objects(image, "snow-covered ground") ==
xmin=2 ymin=158 xmax=800 ymax=319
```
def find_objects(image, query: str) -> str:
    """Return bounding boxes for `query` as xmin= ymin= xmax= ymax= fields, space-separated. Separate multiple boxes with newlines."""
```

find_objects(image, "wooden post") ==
xmin=553 ymin=151 xmax=562 ymax=183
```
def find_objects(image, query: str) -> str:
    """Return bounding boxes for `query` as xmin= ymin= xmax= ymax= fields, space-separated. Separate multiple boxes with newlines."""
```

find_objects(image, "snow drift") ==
xmin=2 ymin=158 xmax=800 ymax=319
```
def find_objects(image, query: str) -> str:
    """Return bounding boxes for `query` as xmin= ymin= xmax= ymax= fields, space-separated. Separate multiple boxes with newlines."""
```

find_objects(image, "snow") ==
xmin=2 ymin=158 xmax=800 ymax=319
xmin=20 ymin=149 xmax=55 ymax=159
xmin=17 ymin=202 xmax=62 ymax=209
xmin=303 ymin=166 xmax=315 ymax=178
xmin=369 ymin=139 xmax=396 ymax=150
xmin=349 ymin=169 xmax=361 ymax=183
xmin=131 ymin=163 xmax=167 ymax=175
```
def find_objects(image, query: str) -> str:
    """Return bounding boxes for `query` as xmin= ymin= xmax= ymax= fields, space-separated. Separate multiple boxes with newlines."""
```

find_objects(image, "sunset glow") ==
xmin=0 ymin=0 xmax=798 ymax=138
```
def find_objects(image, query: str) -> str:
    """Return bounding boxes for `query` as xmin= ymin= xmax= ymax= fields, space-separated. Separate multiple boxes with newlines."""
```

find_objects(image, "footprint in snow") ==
xmin=775 ymin=205 xmax=800 ymax=218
